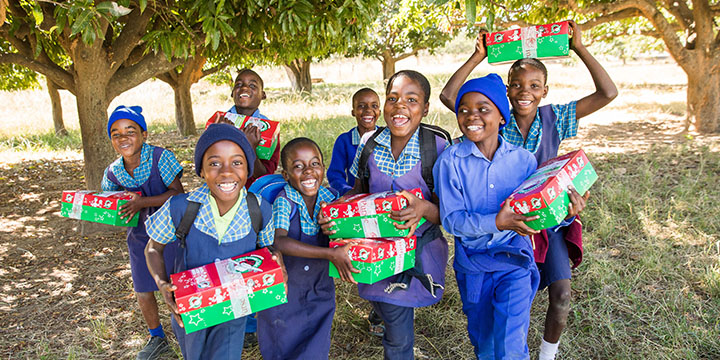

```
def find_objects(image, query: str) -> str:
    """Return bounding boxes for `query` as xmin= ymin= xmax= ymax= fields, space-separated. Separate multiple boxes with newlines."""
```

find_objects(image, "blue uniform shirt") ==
xmin=327 ymin=126 xmax=375 ymax=195
xmin=227 ymin=107 xmax=268 ymax=120
xmin=101 ymin=143 xmax=183 ymax=191
xmin=433 ymin=136 xmax=537 ymax=250
xmin=501 ymin=101 xmax=578 ymax=153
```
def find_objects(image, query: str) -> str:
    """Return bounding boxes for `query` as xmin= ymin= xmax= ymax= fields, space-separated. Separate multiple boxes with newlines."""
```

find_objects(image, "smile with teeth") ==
xmin=218 ymin=182 xmax=238 ymax=192
xmin=517 ymin=100 xmax=532 ymax=106
xmin=362 ymin=116 xmax=375 ymax=123
xmin=466 ymin=125 xmax=484 ymax=132
xmin=301 ymin=179 xmax=317 ymax=188
xmin=392 ymin=115 xmax=409 ymax=126
xmin=239 ymin=93 xmax=250 ymax=98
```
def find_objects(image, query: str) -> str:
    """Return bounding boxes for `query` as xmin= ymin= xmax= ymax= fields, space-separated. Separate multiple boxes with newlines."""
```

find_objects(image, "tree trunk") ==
xmin=382 ymin=55 xmax=397 ymax=80
xmin=47 ymin=77 xmax=68 ymax=136
xmin=172 ymin=80 xmax=196 ymax=136
xmin=686 ymin=60 xmax=720 ymax=133
xmin=283 ymin=58 xmax=312 ymax=93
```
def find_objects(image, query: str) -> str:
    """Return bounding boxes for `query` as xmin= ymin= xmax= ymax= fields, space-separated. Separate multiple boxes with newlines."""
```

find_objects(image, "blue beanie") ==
xmin=454 ymin=73 xmax=511 ymax=130
xmin=107 ymin=105 xmax=147 ymax=138
xmin=194 ymin=123 xmax=256 ymax=177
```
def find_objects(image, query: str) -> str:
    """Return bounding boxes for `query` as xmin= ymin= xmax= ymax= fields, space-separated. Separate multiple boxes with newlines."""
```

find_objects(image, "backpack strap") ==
xmin=357 ymin=127 xmax=384 ymax=193
xmin=418 ymin=124 xmax=451 ymax=194
xmin=246 ymin=192 xmax=262 ymax=235
xmin=175 ymin=201 xmax=201 ymax=249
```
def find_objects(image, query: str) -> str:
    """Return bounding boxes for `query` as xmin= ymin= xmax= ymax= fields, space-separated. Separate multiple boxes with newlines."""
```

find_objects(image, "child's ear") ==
xmin=351 ymin=109 xmax=356 ymax=117
xmin=281 ymin=169 xmax=289 ymax=181
xmin=261 ymin=90 xmax=267 ymax=100
xmin=543 ymin=85 xmax=549 ymax=98
xmin=142 ymin=131 xmax=148 ymax=141
xmin=422 ymin=102 xmax=429 ymax=117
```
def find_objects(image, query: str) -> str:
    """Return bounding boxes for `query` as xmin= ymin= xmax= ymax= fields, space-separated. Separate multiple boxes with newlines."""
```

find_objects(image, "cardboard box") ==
xmin=60 ymin=190 xmax=139 ymax=226
xmin=486 ymin=21 xmax=570 ymax=64
xmin=171 ymin=247 xmax=287 ymax=333
xmin=205 ymin=111 xmax=280 ymax=160
xmin=506 ymin=149 xmax=597 ymax=230
xmin=328 ymin=236 xmax=416 ymax=284
xmin=321 ymin=189 xmax=426 ymax=239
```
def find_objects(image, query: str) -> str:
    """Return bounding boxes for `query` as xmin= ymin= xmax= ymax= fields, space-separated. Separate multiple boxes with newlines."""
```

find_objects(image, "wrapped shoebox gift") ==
xmin=321 ymin=188 xmax=426 ymax=239
xmin=505 ymin=149 xmax=597 ymax=230
xmin=205 ymin=111 xmax=280 ymax=160
xmin=329 ymin=236 xmax=416 ymax=284
xmin=486 ymin=21 xmax=570 ymax=64
xmin=60 ymin=190 xmax=139 ymax=226
xmin=170 ymin=247 xmax=287 ymax=334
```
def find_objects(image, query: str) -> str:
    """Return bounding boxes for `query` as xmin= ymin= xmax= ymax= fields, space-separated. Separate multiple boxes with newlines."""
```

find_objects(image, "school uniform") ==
xmin=101 ymin=143 xmax=183 ymax=293
xmin=349 ymin=127 xmax=449 ymax=360
xmin=327 ymin=126 xmax=376 ymax=195
xmin=256 ymin=184 xmax=337 ymax=360
xmin=227 ymin=106 xmax=280 ymax=189
xmin=501 ymin=102 xmax=583 ymax=289
xmin=145 ymin=184 xmax=275 ymax=360
xmin=433 ymin=136 xmax=540 ymax=359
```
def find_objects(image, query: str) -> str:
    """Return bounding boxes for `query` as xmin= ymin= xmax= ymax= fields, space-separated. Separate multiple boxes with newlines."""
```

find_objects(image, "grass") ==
xmin=1 ymin=55 xmax=719 ymax=359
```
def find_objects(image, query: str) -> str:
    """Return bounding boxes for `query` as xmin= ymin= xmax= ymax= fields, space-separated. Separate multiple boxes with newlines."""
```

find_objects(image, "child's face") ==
xmin=457 ymin=92 xmax=504 ymax=144
xmin=109 ymin=119 xmax=147 ymax=158
xmin=282 ymin=143 xmax=324 ymax=200
xmin=507 ymin=65 xmax=548 ymax=118
xmin=200 ymin=140 xmax=248 ymax=206
xmin=352 ymin=91 xmax=380 ymax=133
xmin=384 ymin=76 xmax=428 ymax=140
xmin=232 ymin=71 xmax=266 ymax=112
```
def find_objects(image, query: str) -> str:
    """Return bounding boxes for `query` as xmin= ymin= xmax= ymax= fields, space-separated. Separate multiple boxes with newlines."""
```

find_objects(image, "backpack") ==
xmin=356 ymin=124 xmax=451 ymax=193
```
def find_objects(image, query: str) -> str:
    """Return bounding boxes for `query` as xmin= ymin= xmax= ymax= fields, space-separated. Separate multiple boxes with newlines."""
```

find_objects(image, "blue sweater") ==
xmin=327 ymin=127 xmax=361 ymax=195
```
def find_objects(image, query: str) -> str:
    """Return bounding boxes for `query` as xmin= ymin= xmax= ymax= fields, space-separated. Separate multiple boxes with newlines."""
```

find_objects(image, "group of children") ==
xmin=102 ymin=20 xmax=616 ymax=360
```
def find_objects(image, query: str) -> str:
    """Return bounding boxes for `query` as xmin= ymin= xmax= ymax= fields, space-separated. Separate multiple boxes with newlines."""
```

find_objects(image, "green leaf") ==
xmin=97 ymin=2 xmax=133 ymax=17
xmin=465 ymin=0 xmax=476 ymax=25
xmin=32 ymin=3 xmax=44 ymax=26
xmin=71 ymin=9 xmax=95 ymax=36
xmin=139 ymin=0 xmax=147 ymax=13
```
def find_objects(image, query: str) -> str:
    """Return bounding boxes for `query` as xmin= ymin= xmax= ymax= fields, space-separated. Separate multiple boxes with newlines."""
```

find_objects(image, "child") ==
xmin=101 ymin=105 xmax=184 ymax=360
xmin=327 ymin=88 xmax=380 ymax=195
xmin=440 ymin=21 xmax=610 ymax=359
xmin=144 ymin=124 xmax=276 ymax=359
xmin=321 ymin=70 xmax=449 ymax=360
xmin=256 ymin=137 xmax=357 ymax=360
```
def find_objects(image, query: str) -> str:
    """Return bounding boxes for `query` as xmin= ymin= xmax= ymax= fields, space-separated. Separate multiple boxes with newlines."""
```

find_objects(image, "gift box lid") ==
xmin=204 ymin=111 xmax=279 ymax=146
xmin=321 ymin=188 xmax=423 ymax=219
xmin=60 ymin=190 xmax=138 ymax=211
xmin=506 ymin=149 xmax=591 ymax=214
xmin=171 ymin=247 xmax=285 ymax=313
xmin=486 ymin=21 xmax=569 ymax=47
xmin=330 ymin=236 xmax=417 ymax=263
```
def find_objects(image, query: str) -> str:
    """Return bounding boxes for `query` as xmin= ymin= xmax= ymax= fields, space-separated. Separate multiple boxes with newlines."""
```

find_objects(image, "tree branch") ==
xmin=578 ymin=8 xmax=643 ymax=30
xmin=692 ymin=0 xmax=713 ymax=50
xmin=394 ymin=49 xmax=419 ymax=62
xmin=109 ymin=7 xmax=153 ymax=72
xmin=107 ymin=52 xmax=182 ymax=99
xmin=201 ymin=62 xmax=226 ymax=78
xmin=662 ymin=0 xmax=692 ymax=31
xmin=0 ymin=53 xmax=74 ymax=92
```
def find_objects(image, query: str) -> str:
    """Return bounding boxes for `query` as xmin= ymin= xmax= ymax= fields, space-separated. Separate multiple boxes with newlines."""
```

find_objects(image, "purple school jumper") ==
xmin=257 ymin=189 xmax=335 ymax=360
xmin=358 ymin=136 xmax=448 ymax=308
xmin=106 ymin=146 xmax=178 ymax=293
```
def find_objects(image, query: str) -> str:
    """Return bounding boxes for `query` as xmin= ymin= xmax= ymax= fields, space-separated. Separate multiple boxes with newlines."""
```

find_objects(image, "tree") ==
xmin=351 ymin=0 xmax=455 ymax=80
xmin=452 ymin=0 xmax=720 ymax=133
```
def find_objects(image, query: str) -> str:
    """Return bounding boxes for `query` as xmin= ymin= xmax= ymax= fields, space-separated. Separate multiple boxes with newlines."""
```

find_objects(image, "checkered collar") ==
xmin=373 ymin=127 xmax=421 ymax=160
xmin=186 ymin=183 xmax=251 ymax=242
xmin=505 ymin=112 xmax=542 ymax=143
xmin=283 ymin=183 xmax=335 ymax=231
xmin=351 ymin=126 xmax=378 ymax=146
xmin=110 ymin=143 xmax=152 ymax=188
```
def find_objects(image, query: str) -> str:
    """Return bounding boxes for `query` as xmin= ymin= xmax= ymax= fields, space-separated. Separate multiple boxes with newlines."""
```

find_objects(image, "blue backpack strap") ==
xmin=538 ymin=104 xmax=557 ymax=123
xmin=246 ymin=192 xmax=262 ymax=235
xmin=418 ymin=123 xmax=450 ymax=194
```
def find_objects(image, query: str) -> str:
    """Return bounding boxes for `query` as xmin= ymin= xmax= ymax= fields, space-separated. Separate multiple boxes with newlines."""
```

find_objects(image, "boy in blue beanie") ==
xmin=433 ymin=74 xmax=542 ymax=359
xmin=102 ymin=105 xmax=184 ymax=360
xmin=145 ymin=124 xmax=277 ymax=359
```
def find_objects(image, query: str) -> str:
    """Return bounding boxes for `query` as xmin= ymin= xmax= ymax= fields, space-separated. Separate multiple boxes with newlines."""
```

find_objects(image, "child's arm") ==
xmin=569 ymin=20 xmax=618 ymax=119
xmin=389 ymin=191 xmax=441 ymax=238
xmin=273 ymin=228 xmax=360 ymax=284
xmin=119 ymin=175 xmax=184 ymax=222
xmin=439 ymin=31 xmax=488 ymax=112
xmin=145 ymin=240 xmax=184 ymax=327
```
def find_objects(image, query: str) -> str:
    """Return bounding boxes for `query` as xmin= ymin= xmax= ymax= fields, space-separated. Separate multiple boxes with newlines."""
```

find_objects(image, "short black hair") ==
xmin=280 ymin=137 xmax=324 ymax=169
xmin=386 ymin=70 xmax=431 ymax=103
xmin=508 ymin=58 xmax=548 ymax=84
xmin=352 ymin=87 xmax=379 ymax=105
xmin=235 ymin=68 xmax=264 ymax=89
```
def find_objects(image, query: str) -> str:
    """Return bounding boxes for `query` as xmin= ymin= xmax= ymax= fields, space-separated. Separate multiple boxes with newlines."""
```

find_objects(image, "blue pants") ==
xmin=456 ymin=268 xmax=537 ymax=360
xmin=370 ymin=301 xmax=415 ymax=360
xmin=245 ymin=313 xmax=256 ymax=333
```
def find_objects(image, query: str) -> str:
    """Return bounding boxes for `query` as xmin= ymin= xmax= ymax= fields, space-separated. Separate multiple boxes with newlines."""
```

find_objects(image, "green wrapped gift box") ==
xmin=329 ymin=236 xmax=416 ymax=284
xmin=60 ymin=190 xmax=139 ymax=227
xmin=486 ymin=21 xmax=570 ymax=64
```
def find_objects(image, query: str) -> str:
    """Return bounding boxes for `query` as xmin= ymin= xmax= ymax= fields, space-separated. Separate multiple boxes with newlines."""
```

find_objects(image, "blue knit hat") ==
xmin=107 ymin=105 xmax=147 ymax=138
xmin=194 ymin=123 xmax=256 ymax=177
xmin=454 ymin=73 xmax=511 ymax=130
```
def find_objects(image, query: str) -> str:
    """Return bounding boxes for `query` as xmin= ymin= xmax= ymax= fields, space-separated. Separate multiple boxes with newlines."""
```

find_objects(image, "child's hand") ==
xmin=268 ymin=246 xmax=289 ymax=293
xmin=318 ymin=201 xmax=337 ymax=236
xmin=389 ymin=190 xmax=428 ymax=238
xmin=568 ymin=20 xmax=585 ymax=51
xmin=565 ymin=187 xmax=590 ymax=219
xmin=243 ymin=125 xmax=262 ymax=149
xmin=472 ymin=29 xmax=489 ymax=60
xmin=212 ymin=113 xmax=234 ymax=126
xmin=496 ymin=196 xmax=540 ymax=237
xmin=328 ymin=243 xmax=360 ymax=284
xmin=119 ymin=192 xmax=144 ymax=222
xmin=157 ymin=280 xmax=184 ymax=328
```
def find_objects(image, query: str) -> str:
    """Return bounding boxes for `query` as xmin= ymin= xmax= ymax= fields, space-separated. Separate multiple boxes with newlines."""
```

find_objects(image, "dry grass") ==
xmin=1 ymin=52 xmax=719 ymax=359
